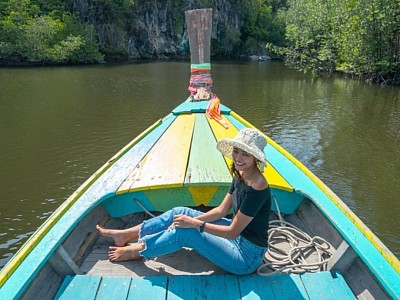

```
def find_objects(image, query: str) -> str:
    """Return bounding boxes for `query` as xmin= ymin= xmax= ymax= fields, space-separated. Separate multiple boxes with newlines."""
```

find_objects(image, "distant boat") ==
xmin=249 ymin=55 xmax=270 ymax=61
xmin=0 ymin=8 xmax=399 ymax=300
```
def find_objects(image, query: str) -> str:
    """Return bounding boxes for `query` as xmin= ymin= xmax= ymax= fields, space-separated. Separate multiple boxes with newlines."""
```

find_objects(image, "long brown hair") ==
xmin=230 ymin=163 xmax=243 ymax=181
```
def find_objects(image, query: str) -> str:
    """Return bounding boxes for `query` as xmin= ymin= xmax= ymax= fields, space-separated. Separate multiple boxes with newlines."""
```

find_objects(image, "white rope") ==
xmin=257 ymin=196 xmax=334 ymax=276
xmin=133 ymin=198 xmax=156 ymax=218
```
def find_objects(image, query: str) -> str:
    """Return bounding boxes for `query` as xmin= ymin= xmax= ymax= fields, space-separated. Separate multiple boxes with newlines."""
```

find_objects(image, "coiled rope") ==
xmin=257 ymin=196 xmax=334 ymax=276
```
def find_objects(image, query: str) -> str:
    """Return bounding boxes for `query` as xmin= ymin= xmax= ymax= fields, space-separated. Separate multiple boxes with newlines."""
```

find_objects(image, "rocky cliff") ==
xmin=67 ymin=0 xmax=246 ymax=60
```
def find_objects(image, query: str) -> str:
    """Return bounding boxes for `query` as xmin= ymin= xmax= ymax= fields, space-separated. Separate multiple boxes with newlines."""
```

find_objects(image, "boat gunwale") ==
xmin=229 ymin=110 xmax=400 ymax=298
xmin=231 ymin=110 xmax=400 ymax=269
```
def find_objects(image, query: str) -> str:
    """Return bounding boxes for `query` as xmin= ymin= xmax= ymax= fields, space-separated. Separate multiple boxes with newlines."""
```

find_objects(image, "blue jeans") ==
xmin=138 ymin=207 xmax=267 ymax=275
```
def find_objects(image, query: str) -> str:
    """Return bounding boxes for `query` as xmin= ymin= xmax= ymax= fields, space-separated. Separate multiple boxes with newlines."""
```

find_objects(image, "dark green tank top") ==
xmin=229 ymin=177 xmax=271 ymax=247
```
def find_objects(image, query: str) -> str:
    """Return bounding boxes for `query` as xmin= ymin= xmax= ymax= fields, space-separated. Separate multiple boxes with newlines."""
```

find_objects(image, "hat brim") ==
xmin=217 ymin=139 xmax=267 ymax=171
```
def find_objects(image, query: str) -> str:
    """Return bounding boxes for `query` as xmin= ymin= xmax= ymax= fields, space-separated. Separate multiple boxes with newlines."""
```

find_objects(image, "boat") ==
xmin=1 ymin=8 xmax=399 ymax=300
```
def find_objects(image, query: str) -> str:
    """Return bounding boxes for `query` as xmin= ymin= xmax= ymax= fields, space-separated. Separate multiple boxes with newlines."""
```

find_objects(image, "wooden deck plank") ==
xmin=96 ymin=276 xmax=131 ymax=299
xmin=82 ymin=244 xmax=228 ymax=278
xmin=127 ymin=276 xmax=167 ymax=299
xmin=301 ymin=271 xmax=356 ymax=299
xmin=269 ymin=273 xmax=309 ymax=299
xmin=172 ymin=100 xmax=231 ymax=115
xmin=167 ymin=275 xmax=240 ymax=300
xmin=56 ymin=275 xmax=101 ymax=300
xmin=116 ymin=116 xmax=176 ymax=194
xmin=121 ymin=114 xmax=195 ymax=192
xmin=185 ymin=114 xmax=232 ymax=186
xmin=238 ymin=275 xmax=275 ymax=299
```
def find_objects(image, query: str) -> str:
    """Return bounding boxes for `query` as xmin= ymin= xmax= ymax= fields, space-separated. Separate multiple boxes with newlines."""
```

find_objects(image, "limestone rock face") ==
xmin=67 ymin=0 xmax=244 ymax=60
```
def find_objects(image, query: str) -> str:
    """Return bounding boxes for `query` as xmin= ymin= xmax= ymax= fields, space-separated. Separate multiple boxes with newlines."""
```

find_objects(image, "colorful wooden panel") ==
xmin=167 ymin=275 xmax=240 ymax=300
xmin=56 ymin=275 xmax=101 ymax=300
xmin=172 ymin=100 xmax=231 ymax=115
xmin=207 ymin=114 xmax=239 ymax=169
xmin=113 ymin=116 xmax=176 ymax=195
xmin=96 ymin=276 xmax=131 ymax=299
xmin=238 ymin=275 xmax=275 ymax=299
xmin=127 ymin=276 xmax=167 ymax=299
xmin=119 ymin=114 xmax=195 ymax=193
xmin=269 ymin=273 xmax=309 ymax=299
xmin=102 ymin=192 xmax=156 ymax=217
xmin=301 ymin=271 xmax=356 ymax=299
xmin=143 ymin=186 xmax=231 ymax=211
xmin=144 ymin=187 xmax=194 ymax=211
xmin=187 ymin=186 xmax=219 ymax=206
xmin=185 ymin=114 xmax=232 ymax=186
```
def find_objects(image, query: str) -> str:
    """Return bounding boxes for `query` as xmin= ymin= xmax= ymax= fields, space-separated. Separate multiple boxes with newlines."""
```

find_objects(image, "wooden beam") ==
xmin=49 ymin=245 xmax=83 ymax=277
xmin=327 ymin=240 xmax=358 ymax=273
xmin=185 ymin=9 xmax=212 ymax=64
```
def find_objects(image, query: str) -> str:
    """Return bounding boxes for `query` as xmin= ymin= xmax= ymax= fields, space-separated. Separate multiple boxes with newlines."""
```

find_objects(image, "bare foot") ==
xmin=96 ymin=225 xmax=138 ymax=247
xmin=108 ymin=244 xmax=144 ymax=262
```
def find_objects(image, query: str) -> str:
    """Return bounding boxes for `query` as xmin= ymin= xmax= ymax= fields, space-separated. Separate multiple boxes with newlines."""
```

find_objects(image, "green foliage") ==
xmin=270 ymin=0 xmax=400 ymax=84
xmin=0 ymin=0 xmax=287 ymax=64
xmin=0 ymin=0 xmax=103 ymax=64
xmin=240 ymin=0 xmax=284 ymax=55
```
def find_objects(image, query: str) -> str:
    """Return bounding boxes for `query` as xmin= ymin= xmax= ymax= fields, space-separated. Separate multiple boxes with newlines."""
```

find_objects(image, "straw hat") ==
xmin=217 ymin=128 xmax=267 ymax=172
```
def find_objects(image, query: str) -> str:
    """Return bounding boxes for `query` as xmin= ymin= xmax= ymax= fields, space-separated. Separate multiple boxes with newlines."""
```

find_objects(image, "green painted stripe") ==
xmin=185 ymin=114 xmax=232 ymax=185
xmin=191 ymin=63 xmax=211 ymax=69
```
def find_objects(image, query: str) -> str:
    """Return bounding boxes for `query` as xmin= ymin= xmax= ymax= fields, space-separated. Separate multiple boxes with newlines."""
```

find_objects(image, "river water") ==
xmin=0 ymin=61 xmax=399 ymax=267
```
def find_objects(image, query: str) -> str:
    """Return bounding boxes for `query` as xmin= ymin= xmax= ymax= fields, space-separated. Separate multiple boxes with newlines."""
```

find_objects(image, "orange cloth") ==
xmin=206 ymin=96 xmax=229 ymax=129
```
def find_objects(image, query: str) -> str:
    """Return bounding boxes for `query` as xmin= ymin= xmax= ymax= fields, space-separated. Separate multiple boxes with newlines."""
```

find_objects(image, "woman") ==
xmin=96 ymin=128 xmax=272 ymax=275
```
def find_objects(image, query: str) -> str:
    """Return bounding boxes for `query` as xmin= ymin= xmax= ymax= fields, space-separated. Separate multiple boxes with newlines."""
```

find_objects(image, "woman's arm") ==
xmin=197 ymin=211 xmax=252 ymax=239
xmin=172 ymin=190 xmax=254 ymax=239
xmin=194 ymin=192 xmax=233 ymax=222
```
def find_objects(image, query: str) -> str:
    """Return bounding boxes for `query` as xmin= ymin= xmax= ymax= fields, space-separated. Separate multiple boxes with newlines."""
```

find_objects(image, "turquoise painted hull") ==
xmin=0 ymin=99 xmax=399 ymax=299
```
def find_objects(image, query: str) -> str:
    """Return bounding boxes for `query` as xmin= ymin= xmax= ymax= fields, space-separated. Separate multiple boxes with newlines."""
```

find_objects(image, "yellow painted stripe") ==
xmin=207 ymin=115 xmax=238 ymax=169
xmin=263 ymin=166 xmax=293 ymax=192
xmin=0 ymin=119 xmax=163 ymax=287
xmin=120 ymin=114 xmax=195 ymax=193
xmin=188 ymin=186 xmax=219 ymax=206
xmin=231 ymin=111 xmax=400 ymax=274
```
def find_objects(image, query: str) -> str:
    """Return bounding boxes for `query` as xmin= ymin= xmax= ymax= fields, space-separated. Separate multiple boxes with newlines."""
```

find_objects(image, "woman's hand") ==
xmin=172 ymin=214 xmax=198 ymax=229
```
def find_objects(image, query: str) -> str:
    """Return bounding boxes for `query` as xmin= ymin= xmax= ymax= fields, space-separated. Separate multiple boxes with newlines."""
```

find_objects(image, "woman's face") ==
xmin=231 ymin=147 xmax=256 ymax=172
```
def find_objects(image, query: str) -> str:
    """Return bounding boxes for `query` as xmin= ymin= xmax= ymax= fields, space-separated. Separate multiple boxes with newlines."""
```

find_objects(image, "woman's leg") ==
xmin=97 ymin=207 xmax=203 ymax=249
xmin=96 ymin=224 xmax=141 ymax=246
xmin=139 ymin=222 xmax=265 ymax=275
xmin=139 ymin=207 xmax=203 ymax=237
xmin=108 ymin=243 xmax=144 ymax=261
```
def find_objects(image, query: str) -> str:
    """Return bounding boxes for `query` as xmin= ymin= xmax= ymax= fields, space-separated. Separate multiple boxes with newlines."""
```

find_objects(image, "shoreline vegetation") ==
xmin=0 ymin=0 xmax=399 ymax=85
